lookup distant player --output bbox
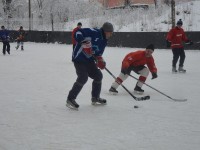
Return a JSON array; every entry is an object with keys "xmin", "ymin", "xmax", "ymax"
[
  {"xmin": 0, "ymin": 26, "xmax": 10, "ymax": 55},
  {"xmin": 109, "ymin": 44, "xmax": 157, "ymax": 95},
  {"xmin": 16, "ymin": 26, "xmax": 25, "ymax": 51},
  {"xmin": 166, "ymin": 19, "xmax": 193, "ymax": 73}
]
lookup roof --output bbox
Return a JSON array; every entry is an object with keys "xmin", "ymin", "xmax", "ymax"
[{"xmin": 97, "ymin": 0, "xmax": 155, "ymax": 8}]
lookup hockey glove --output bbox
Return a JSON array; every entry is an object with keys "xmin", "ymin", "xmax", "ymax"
[
  {"xmin": 82, "ymin": 41, "xmax": 93, "ymax": 57},
  {"xmin": 151, "ymin": 72, "xmax": 158, "ymax": 80},
  {"xmin": 186, "ymin": 40, "xmax": 193, "ymax": 45},
  {"xmin": 166, "ymin": 40, "xmax": 171, "ymax": 48},
  {"xmin": 96, "ymin": 56, "xmax": 106, "ymax": 70}
]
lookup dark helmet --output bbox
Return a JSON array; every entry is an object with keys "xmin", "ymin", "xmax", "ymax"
[
  {"xmin": 20, "ymin": 26, "xmax": 23, "ymax": 29},
  {"xmin": 177, "ymin": 19, "xmax": 183, "ymax": 26},
  {"xmin": 77, "ymin": 22, "xmax": 82, "ymax": 26},
  {"xmin": 1, "ymin": 25, "xmax": 5, "ymax": 29},
  {"xmin": 102, "ymin": 22, "xmax": 114, "ymax": 32},
  {"xmin": 146, "ymin": 44, "xmax": 154, "ymax": 51}
]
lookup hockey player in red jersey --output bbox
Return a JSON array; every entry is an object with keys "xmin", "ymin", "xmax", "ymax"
[
  {"xmin": 109, "ymin": 44, "xmax": 157, "ymax": 94},
  {"xmin": 72, "ymin": 22, "xmax": 82, "ymax": 49},
  {"xmin": 166, "ymin": 19, "xmax": 193, "ymax": 73}
]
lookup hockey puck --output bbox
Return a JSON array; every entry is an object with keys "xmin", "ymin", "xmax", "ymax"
[{"xmin": 134, "ymin": 105, "xmax": 139, "ymax": 108}]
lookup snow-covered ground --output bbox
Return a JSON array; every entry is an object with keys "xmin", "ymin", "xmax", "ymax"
[
  {"xmin": 0, "ymin": 42, "xmax": 200, "ymax": 150},
  {"xmin": 65, "ymin": 1, "xmax": 200, "ymax": 32}
]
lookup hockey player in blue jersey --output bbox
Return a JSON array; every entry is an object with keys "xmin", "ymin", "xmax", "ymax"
[
  {"xmin": 0, "ymin": 26, "xmax": 10, "ymax": 55},
  {"xmin": 66, "ymin": 22, "xmax": 114, "ymax": 109}
]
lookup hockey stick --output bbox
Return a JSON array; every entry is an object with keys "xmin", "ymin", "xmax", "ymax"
[
  {"xmin": 185, "ymin": 41, "xmax": 200, "ymax": 45},
  {"xmin": 105, "ymin": 67, "xmax": 150, "ymax": 101},
  {"xmin": 128, "ymin": 74, "xmax": 187, "ymax": 102}
]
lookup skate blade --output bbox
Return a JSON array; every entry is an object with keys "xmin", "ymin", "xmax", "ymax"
[
  {"xmin": 66, "ymin": 103, "xmax": 78, "ymax": 110},
  {"xmin": 91, "ymin": 102, "xmax": 107, "ymax": 106},
  {"xmin": 172, "ymin": 71, "xmax": 178, "ymax": 74},
  {"xmin": 109, "ymin": 91, "xmax": 118, "ymax": 95},
  {"xmin": 134, "ymin": 91, "xmax": 144, "ymax": 95},
  {"xmin": 178, "ymin": 71, "xmax": 186, "ymax": 73}
]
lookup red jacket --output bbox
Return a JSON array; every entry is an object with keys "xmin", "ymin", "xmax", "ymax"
[
  {"xmin": 72, "ymin": 27, "xmax": 79, "ymax": 45},
  {"xmin": 166, "ymin": 26, "xmax": 189, "ymax": 49},
  {"xmin": 122, "ymin": 50, "xmax": 157, "ymax": 73}
]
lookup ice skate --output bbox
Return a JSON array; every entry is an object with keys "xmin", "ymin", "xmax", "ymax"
[
  {"xmin": 91, "ymin": 97, "xmax": 107, "ymax": 105},
  {"xmin": 134, "ymin": 85, "xmax": 144, "ymax": 94},
  {"xmin": 109, "ymin": 87, "xmax": 118, "ymax": 95},
  {"xmin": 172, "ymin": 67, "xmax": 177, "ymax": 73},
  {"xmin": 66, "ymin": 99, "xmax": 79, "ymax": 110},
  {"xmin": 178, "ymin": 67, "xmax": 186, "ymax": 73}
]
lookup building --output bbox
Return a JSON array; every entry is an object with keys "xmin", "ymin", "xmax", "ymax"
[{"xmin": 96, "ymin": 0, "xmax": 155, "ymax": 9}]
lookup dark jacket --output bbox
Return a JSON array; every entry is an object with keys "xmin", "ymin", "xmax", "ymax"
[
  {"xmin": 72, "ymin": 28, "xmax": 107, "ymax": 63},
  {"xmin": 0, "ymin": 29, "xmax": 10, "ymax": 42}
]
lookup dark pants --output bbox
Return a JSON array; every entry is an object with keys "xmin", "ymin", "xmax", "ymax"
[
  {"xmin": 172, "ymin": 48, "xmax": 185, "ymax": 67},
  {"xmin": 67, "ymin": 61, "xmax": 103, "ymax": 100},
  {"xmin": 121, "ymin": 65, "xmax": 146, "ymax": 75},
  {"xmin": 2, "ymin": 41, "xmax": 10, "ymax": 55}
]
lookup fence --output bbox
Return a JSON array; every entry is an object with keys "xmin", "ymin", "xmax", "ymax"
[{"xmin": 9, "ymin": 31, "xmax": 200, "ymax": 50}]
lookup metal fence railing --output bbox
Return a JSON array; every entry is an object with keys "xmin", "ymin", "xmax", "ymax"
[{"xmin": 7, "ymin": 30, "xmax": 200, "ymax": 50}]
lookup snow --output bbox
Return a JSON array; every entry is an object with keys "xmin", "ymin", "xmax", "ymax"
[
  {"xmin": 117, "ymin": 0, "xmax": 200, "ymax": 32},
  {"xmin": 64, "ymin": 1, "xmax": 200, "ymax": 32},
  {"xmin": 0, "ymin": 42, "xmax": 200, "ymax": 150}
]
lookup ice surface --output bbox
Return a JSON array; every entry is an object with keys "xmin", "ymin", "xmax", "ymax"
[{"xmin": 0, "ymin": 42, "xmax": 200, "ymax": 150}]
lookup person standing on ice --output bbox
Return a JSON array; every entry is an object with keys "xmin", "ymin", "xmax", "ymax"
[
  {"xmin": 0, "ymin": 26, "xmax": 10, "ymax": 55},
  {"xmin": 66, "ymin": 22, "xmax": 114, "ymax": 109},
  {"xmin": 166, "ymin": 19, "xmax": 193, "ymax": 73},
  {"xmin": 16, "ymin": 26, "xmax": 25, "ymax": 51},
  {"xmin": 72, "ymin": 22, "xmax": 82, "ymax": 50},
  {"xmin": 109, "ymin": 44, "xmax": 157, "ymax": 95}
]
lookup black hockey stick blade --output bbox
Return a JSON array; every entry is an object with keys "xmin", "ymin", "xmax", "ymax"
[{"xmin": 135, "ymin": 95, "xmax": 150, "ymax": 101}]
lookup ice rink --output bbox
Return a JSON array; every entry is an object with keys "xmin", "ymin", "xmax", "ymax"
[{"xmin": 0, "ymin": 42, "xmax": 200, "ymax": 150}]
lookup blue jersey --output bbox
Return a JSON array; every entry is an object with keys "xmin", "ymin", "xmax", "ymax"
[
  {"xmin": 72, "ymin": 28, "xmax": 107, "ymax": 62},
  {"xmin": 0, "ymin": 29, "xmax": 9, "ymax": 41}
]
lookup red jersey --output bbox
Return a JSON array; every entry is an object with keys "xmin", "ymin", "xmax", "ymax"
[
  {"xmin": 122, "ymin": 50, "xmax": 157, "ymax": 73},
  {"xmin": 72, "ymin": 27, "xmax": 79, "ymax": 45},
  {"xmin": 166, "ymin": 26, "xmax": 188, "ymax": 49}
]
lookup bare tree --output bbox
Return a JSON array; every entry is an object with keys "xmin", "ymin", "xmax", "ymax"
[
  {"xmin": 2, "ymin": 0, "xmax": 12, "ymax": 17},
  {"xmin": 164, "ymin": 0, "xmax": 170, "ymax": 5}
]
